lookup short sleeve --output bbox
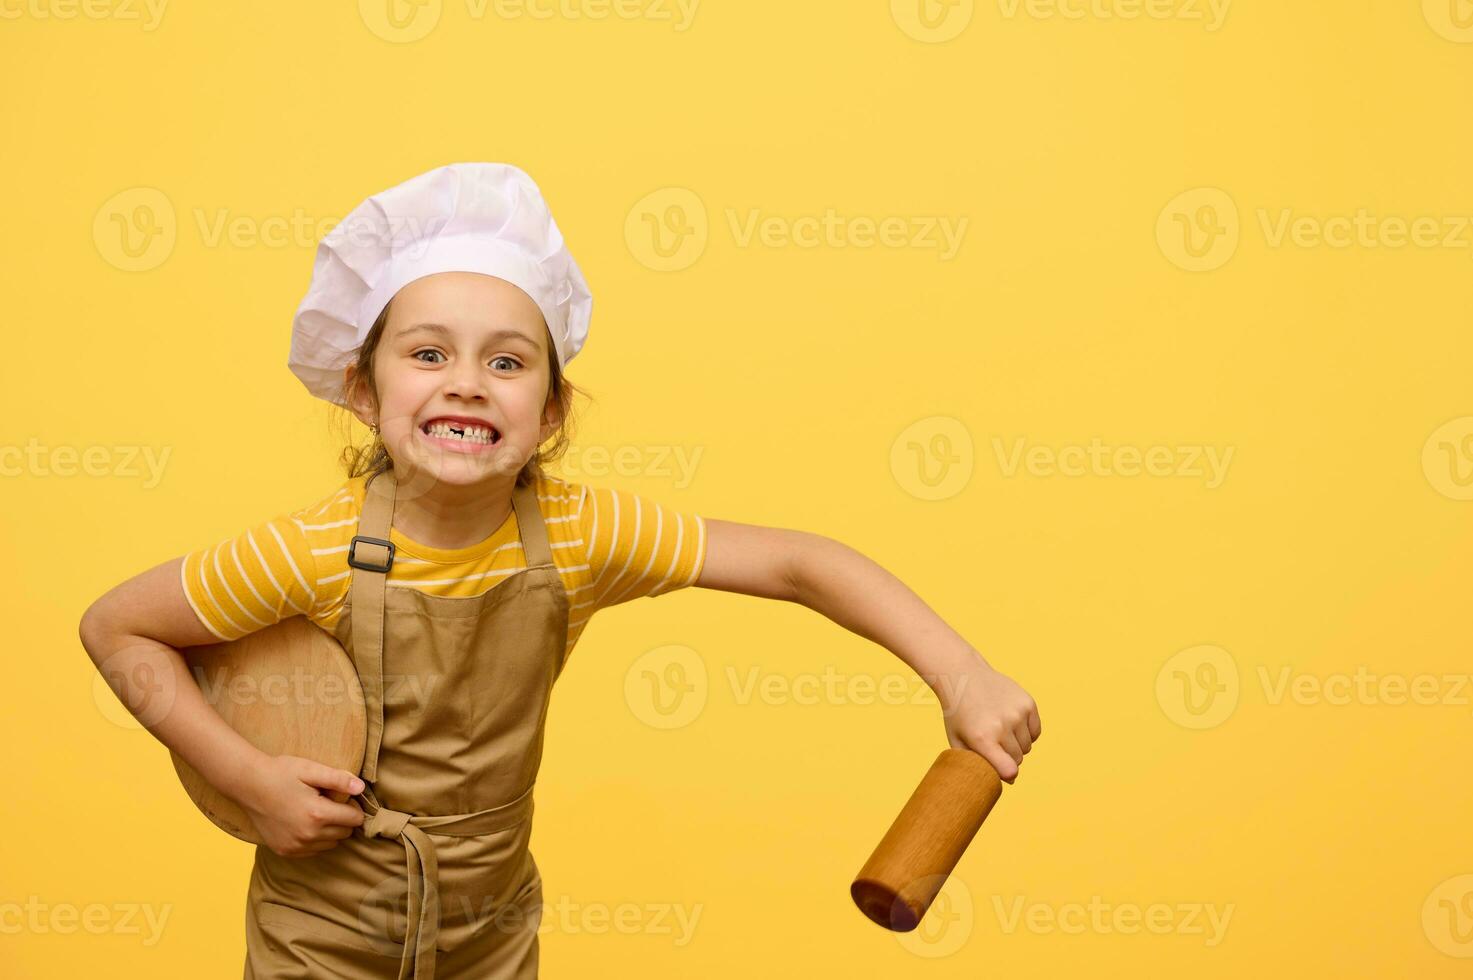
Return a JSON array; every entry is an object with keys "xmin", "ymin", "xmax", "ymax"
[
  {"xmin": 178, "ymin": 513, "xmax": 320, "ymax": 642},
  {"xmin": 576, "ymin": 482, "xmax": 707, "ymax": 612}
]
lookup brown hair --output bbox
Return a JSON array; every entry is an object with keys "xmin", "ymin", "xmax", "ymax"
[{"xmin": 333, "ymin": 298, "xmax": 588, "ymax": 488}]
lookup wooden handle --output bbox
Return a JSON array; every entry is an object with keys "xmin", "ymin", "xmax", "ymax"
[
  {"xmin": 850, "ymin": 748, "xmax": 1003, "ymax": 931},
  {"xmin": 169, "ymin": 617, "xmax": 367, "ymax": 844}
]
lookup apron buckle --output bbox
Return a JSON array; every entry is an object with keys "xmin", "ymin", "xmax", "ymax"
[{"xmin": 348, "ymin": 534, "xmax": 395, "ymax": 572}]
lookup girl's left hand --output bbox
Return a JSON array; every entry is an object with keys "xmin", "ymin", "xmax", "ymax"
[{"xmin": 933, "ymin": 658, "xmax": 1042, "ymax": 784}]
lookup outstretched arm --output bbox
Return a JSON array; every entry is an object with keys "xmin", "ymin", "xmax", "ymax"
[{"xmin": 694, "ymin": 519, "xmax": 1041, "ymax": 782}]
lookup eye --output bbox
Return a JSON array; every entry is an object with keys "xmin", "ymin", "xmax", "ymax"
[
  {"xmin": 412, "ymin": 349, "xmax": 444, "ymax": 363},
  {"xmin": 491, "ymin": 356, "xmax": 521, "ymax": 371}
]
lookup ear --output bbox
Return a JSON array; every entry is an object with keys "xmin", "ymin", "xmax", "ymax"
[
  {"xmin": 539, "ymin": 391, "xmax": 565, "ymax": 442},
  {"xmin": 343, "ymin": 364, "xmax": 376, "ymax": 428}
]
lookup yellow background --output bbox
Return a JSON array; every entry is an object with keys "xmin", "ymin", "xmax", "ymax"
[{"xmin": 4, "ymin": 0, "xmax": 1472, "ymax": 975}]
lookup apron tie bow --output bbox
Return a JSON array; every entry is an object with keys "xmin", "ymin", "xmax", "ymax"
[
  {"xmin": 351, "ymin": 783, "xmax": 537, "ymax": 979},
  {"xmin": 358, "ymin": 791, "xmax": 441, "ymax": 980},
  {"xmin": 362, "ymin": 805, "xmax": 410, "ymax": 840}
]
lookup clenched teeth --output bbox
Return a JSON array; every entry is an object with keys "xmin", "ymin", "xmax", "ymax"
[{"xmin": 424, "ymin": 421, "xmax": 498, "ymax": 444}]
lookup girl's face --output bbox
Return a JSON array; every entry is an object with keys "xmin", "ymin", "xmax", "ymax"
[{"xmin": 350, "ymin": 271, "xmax": 561, "ymax": 490}]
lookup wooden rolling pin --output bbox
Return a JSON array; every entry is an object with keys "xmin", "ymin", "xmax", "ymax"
[{"xmin": 850, "ymin": 748, "xmax": 1003, "ymax": 931}]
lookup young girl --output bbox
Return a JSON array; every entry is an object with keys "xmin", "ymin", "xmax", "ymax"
[{"xmin": 79, "ymin": 162, "xmax": 1041, "ymax": 978}]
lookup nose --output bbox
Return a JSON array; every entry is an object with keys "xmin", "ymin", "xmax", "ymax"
[{"xmin": 441, "ymin": 359, "xmax": 489, "ymax": 402}]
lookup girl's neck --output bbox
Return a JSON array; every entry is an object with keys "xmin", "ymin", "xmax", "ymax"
[{"xmin": 387, "ymin": 471, "xmax": 516, "ymax": 551}]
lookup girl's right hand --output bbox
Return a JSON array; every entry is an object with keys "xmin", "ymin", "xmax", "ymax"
[{"xmin": 237, "ymin": 754, "xmax": 367, "ymax": 858}]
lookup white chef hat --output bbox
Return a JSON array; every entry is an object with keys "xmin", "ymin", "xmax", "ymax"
[{"xmin": 288, "ymin": 162, "xmax": 592, "ymax": 406}]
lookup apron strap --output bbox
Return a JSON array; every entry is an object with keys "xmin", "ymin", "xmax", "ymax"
[
  {"xmin": 510, "ymin": 477, "xmax": 554, "ymax": 568},
  {"xmin": 350, "ymin": 466, "xmax": 397, "ymax": 782},
  {"xmin": 350, "ymin": 471, "xmax": 552, "ymax": 781}
]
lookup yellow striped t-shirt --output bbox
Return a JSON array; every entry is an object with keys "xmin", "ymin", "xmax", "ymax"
[{"xmin": 179, "ymin": 470, "xmax": 708, "ymax": 661}]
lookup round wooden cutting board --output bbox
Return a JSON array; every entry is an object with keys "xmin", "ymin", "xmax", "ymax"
[{"xmin": 169, "ymin": 616, "xmax": 366, "ymax": 844}]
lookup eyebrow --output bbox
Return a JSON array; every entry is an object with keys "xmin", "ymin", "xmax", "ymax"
[{"xmin": 398, "ymin": 322, "xmax": 540, "ymax": 351}]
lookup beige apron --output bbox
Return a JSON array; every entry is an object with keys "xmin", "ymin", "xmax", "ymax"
[{"xmin": 243, "ymin": 466, "xmax": 569, "ymax": 979}]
